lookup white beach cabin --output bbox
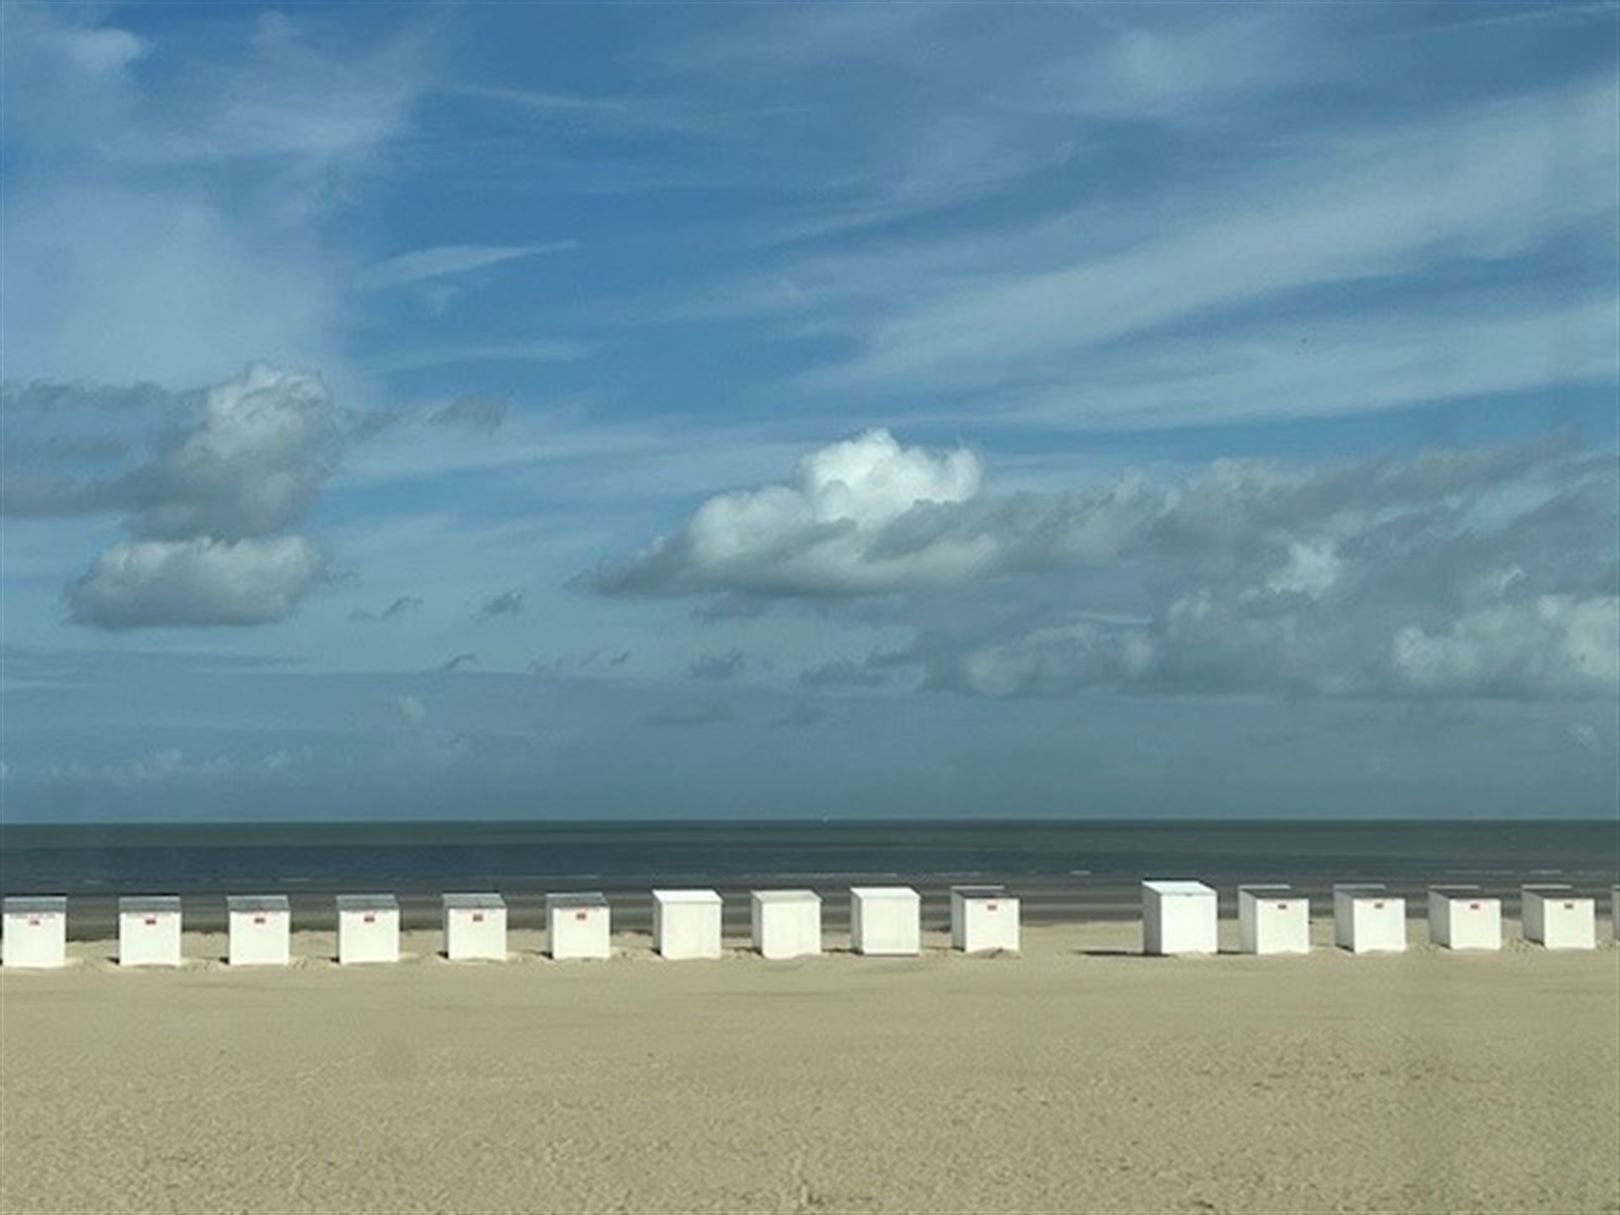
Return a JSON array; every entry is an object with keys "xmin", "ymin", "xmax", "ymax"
[
  {"xmin": 1142, "ymin": 880, "xmax": 1217, "ymax": 956},
  {"xmin": 652, "ymin": 889, "xmax": 723, "ymax": 960},
  {"xmin": 1332, "ymin": 884, "xmax": 1406, "ymax": 954},
  {"xmin": 336, "ymin": 894, "xmax": 400, "ymax": 965},
  {"xmin": 1428, "ymin": 885, "xmax": 1501, "ymax": 951},
  {"xmin": 546, "ymin": 892, "xmax": 611, "ymax": 960},
  {"xmin": 119, "ymin": 896, "xmax": 183, "ymax": 967},
  {"xmin": 443, "ymin": 893, "xmax": 507, "ymax": 962},
  {"xmin": 850, "ymin": 886, "xmax": 921, "ymax": 956},
  {"xmin": 1521, "ymin": 884, "xmax": 1595, "ymax": 950},
  {"xmin": 950, "ymin": 884, "xmax": 1020, "ymax": 954},
  {"xmin": 1237, "ymin": 884, "xmax": 1310, "ymax": 955},
  {"xmin": 227, "ymin": 895, "xmax": 291, "ymax": 966},
  {"xmin": 751, "ymin": 890, "xmax": 822, "ymax": 960},
  {"xmin": 2, "ymin": 896, "xmax": 68, "ymax": 969}
]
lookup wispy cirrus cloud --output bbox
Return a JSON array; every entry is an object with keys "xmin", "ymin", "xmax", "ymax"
[
  {"xmin": 805, "ymin": 77, "xmax": 1618, "ymax": 408},
  {"xmin": 355, "ymin": 241, "xmax": 578, "ymax": 290}
]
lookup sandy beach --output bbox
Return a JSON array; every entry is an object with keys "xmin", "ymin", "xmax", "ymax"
[{"xmin": 2, "ymin": 920, "xmax": 1616, "ymax": 1215}]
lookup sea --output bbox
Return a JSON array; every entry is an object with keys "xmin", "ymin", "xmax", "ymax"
[{"xmin": 1, "ymin": 819, "xmax": 1615, "ymax": 939}]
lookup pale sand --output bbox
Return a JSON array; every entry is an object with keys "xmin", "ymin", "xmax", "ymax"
[{"xmin": 2, "ymin": 921, "xmax": 1617, "ymax": 1215}]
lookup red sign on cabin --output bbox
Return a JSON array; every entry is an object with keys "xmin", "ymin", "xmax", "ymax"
[
  {"xmin": 144, "ymin": 916, "xmax": 158, "ymax": 926},
  {"xmin": 253, "ymin": 915, "xmax": 267, "ymax": 925},
  {"xmin": 575, "ymin": 910, "xmax": 588, "ymax": 921},
  {"xmin": 986, "ymin": 903, "xmax": 998, "ymax": 912},
  {"xmin": 471, "ymin": 912, "xmax": 485, "ymax": 923},
  {"xmin": 1564, "ymin": 902, "xmax": 1575, "ymax": 910},
  {"xmin": 1469, "ymin": 902, "xmax": 1481, "ymax": 910},
  {"xmin": 26, "ymin": 917, "xmax": 40, "ymax": 927},
  {"xmin": 363, "ymin": 913, "xmax": 376, "ymax": 924},
  {"xmin": 1372, "ymin": 901, "xmax": 1385, "ymax": 910},
  {"xmin": 1276, "ymin": 903, "xmax": 1289, "ymax": 911}
]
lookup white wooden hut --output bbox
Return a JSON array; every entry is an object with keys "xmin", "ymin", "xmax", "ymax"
[
  {"xmin": 118, "ymin": 896, "xmax": 183, "ymax": 967},
  {"xmin": 336, "ymin": 894, "xmax": 400, "ymax": 965},
  {"xmin": 1427, "ymin": 885, "xmax": 1501, "ymax": 951},
  {"xmin": 1332, "ymin": 884, "xmax": 1406, "ymax": 954},
  {"xmin": 850, "ymin": 886, "xmax": 921, "ymax": 956},
  {"xmin": 949, "ymin": 884, "xmax": 1020, "ymax": 954},
  {"xmin": 1521, "ymin": 884, "xmax": 1595, "ymax": 950},
  {"xmin": 1237, "ymin": 884, "xmax": 1310, "ymax": 955},
  {"xmin": 1142, "ymin": 880, "xmax": 1217, "ymax": 956},
  {"xmin": 227, "ymin": 895, "xmax": 291, "ymax": 966},
  {"xmin": 443, "ymin": 893, "xmax": 507, "ymax": 962},
  {"xmin": 546, "ymin": 892, "xmax": 610, "ymax": 960},
  {"xmin": 750, "ymin": 890, "xmax": 822, "ymax": 960},
  {"xmin": 2, "ymin": 896, "xmax": 68, "ymax": 969},
  {"xmin": 652, "ymin": 889, "xmax": 722, "ymax": 960}
]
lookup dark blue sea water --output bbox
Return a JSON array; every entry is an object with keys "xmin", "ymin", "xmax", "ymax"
[{"xmin": 2, "ymin": 819, "xmax": 1615, "ymax": 938}]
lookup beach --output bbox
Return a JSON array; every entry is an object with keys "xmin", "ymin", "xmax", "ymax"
[{"xmin": 2, "ymin": 920, "xmax": 1617, "ymax": 1215}]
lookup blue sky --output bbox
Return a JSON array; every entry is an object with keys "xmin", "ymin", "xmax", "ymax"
[{"xmin": 1, "ymin": 2, "xmax": 1616, "ymax": 821}]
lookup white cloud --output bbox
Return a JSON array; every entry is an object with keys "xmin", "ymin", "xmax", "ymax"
[
  {"xmin": 1266, "ymin": 540, "xmax": 1342, "ymax": 600},
  {"xmin": 804, "ymin": 76, "xmax": 1619, "ymax": 408},
  {"xmin": 590, "ymin": 429, "xmax": 989, "ymax": 594},
  {"xmin": 594, "ymin": 430, "xmax": 1618, "ymax": 702},
  {"xmin": 356, "ymin": 241, "xmax": 578, "ymax": 291},
  {"xmin": 131, "ymin": 366, "xmax": 338, "ymax": 540},
  {"xmin": 20, "ymin": 367, "xmax": 341, "ymax": 631},
  {"xmin": 0, "ymin": 7, "xmax": 432, "ymax": 387},
  {"xmin": 65, "ymin": 536, "xmax": 324, "ymax": 629},
  {"xmin": 1392, "ymin": 596, "xmax": 1620, "ymax": 697}
]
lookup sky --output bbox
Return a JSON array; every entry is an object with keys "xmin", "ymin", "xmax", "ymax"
[{"xmin": 1, "ymin": 1, "xmax": 1617, "ymax": 822}]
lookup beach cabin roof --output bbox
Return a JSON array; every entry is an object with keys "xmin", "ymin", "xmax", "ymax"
[
  {"xmin": 545, "ymin": 892, "xmax": 608, "ymax": 909},
  {"xmin": 752, "ymin": 889, "xmax": 821, "ymax": 904},
  {"xmin": 651, "ymin": 889, "xmax": 721, "ymax": 904},
  {"xmin": 4, "ymin": 896, "xmax": 68, "ymax": 914},
  {"xmin": 850, "ymin": 886, "xmax": 918, "ymax": 898},
  {"xmin": 1428, "ymin": 884, "xmax": 1487, "ymax": 896},
  {"xmin": 227, "ymin": 895, "xmax": 289, "ymax": 913},
  {"xmin": 119, "ymin": 896, "xmax": 181, "ymax": 914},
  {"xmin": 1333, "ymin": 883, "xmax": 1388, "ymax": 895},
  {"xmin": 1143, "ymin": 880, "xmax": 1214, "ymax": 896},
  {"xmin": 1238, "ymin": 883, "xmax": 1293, "ymax": 894},
  {"xmin": 1523, "ymin": 883, "xmax": 1593, "ymax": 899},
  {"xmin": 335, "ymin": 894, "xmax": 398, "ymax": 912},
  {"xmin": 443, "ymin": 893, "xmax": 505, "ymax": 910},
  {"xmin": 951, "ymin": 884, "xmax": 1007, "ymax": 898}
]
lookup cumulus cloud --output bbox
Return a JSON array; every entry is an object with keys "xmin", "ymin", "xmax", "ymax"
[
  {"xmin": 32, "ymin": 366, "xmax": 340, "ymax": 630},
  {"xmin": 64, "ymin": 536, "xmax": 323, "ymax": 630},
  {"xmin": 588, "ymin": 429, "xmax": 986, "ymax": 595},
  {"xmin": 1391, "ymin": 596, "xmax": 1619, "ymax": 698},
  {"xmin": 125, "ymin": 365, "xmax": 337, "ymax": 541},
  {"xmin": 594, "ymin": 429, "xmax": 1618, "ymax": 702}
]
